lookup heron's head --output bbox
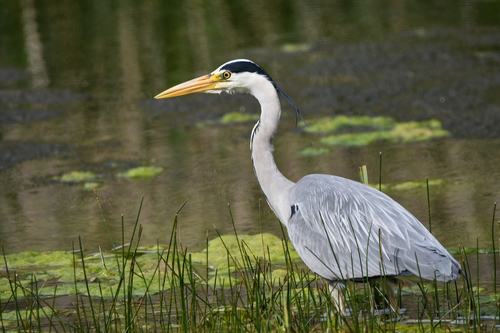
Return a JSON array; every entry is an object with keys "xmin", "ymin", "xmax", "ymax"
[
  {"xmin": 155, "ymin": 59, "xmax": 274, "ymax": 99},
  {"xmin": 155, "ymin": 59, "xmax": 306, "ymax": 126}
]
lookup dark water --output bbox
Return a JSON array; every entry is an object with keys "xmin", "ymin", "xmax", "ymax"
[{"xmin": 0, "ymin": 0, "xmax": 499, "ymax": 256}]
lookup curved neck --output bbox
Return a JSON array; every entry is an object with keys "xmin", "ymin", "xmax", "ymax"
[{"xmin": 250, "ymin": 80, "xmax": 295, "ymax": 224}]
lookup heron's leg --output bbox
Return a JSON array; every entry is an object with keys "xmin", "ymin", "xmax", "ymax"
[
  {"xmin": 328, "ymin": 282, "xmax": 346, "ymax": 314},
  {"xmin": 376, "ymin": 278, "xmax": 399, "ymax": 314}
]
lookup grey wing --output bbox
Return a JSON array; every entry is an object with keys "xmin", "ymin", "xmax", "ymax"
[{"xmin": 287, "ymin": 174, "xmax": 460, "ymax": 282}]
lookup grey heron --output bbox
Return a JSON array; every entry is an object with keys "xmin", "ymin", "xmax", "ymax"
[{"xmin": 155, "ymin": 59, "xmax": 461, "ymax": 312}]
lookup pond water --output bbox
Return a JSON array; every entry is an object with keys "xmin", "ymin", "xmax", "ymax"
[{"xmin": 0, "ymin": 0, "xmax": 499, "ymax": 258}]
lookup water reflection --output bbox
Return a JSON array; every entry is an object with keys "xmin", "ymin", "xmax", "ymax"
[
  {"xmin": 0, "ymin": 0, "xmax": 499, "ymax": 255},
  {"xmin": 20, "ymin": 0, "xmax": 49, "ymax": 89}
]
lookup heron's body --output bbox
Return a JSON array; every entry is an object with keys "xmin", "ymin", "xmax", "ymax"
[
  {"xmin": 155, "ymin": 59, "xmax": 461, "ymax": 310},
  {"xmin": 288, "ymin": 174, "xmax": 459, "ymax": 282}
]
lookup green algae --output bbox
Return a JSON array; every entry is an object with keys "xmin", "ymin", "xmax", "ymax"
[
  {"xmin": 320, "ymin": 119, "xmax": 449, "ymax": 146},
  {"xmin": 262, "ymin": 269, "xmax": 315, "ymax": 286},
  {"xmin": 391, "ymin": 323, "xmax": 464, "ymax": 333},
  {"xmin": 135, "ymin": 244, "xmax": 168, "ymax": 253},
  {"xmin": 2, "ymin": 237, "xmax": 497, "ymax": 331},
  {"xmin": 0, "ymin": 309, "xmax": 22, "ymax": 322},
  {"xmin": 479, "ymin": 293, "xmax": 500, "ymax": 303},
  {"xmin": 52, "ymin": 171, "xmax": 99, "ymax": 182},
  {"xmin": 304, "ymin": 115, "xmax": 395, "ymax": 134},
  {"xmin": 303, "ymin": 116, "xmax": 450, "ymax": 147},
  {"xmin": 0, "ymin": 307, "xmax": 59, "ymax": 326},
  {"xmin": 369, "ymin": 179, "xmax": 445, "ymax": 191},
  {"xmin": 116, "ymin": 166, "xmax": 163, "ymax": 180},
  {"xmin": 83, "ymin": 182, "xmax": 100, "ymax": 190},
  {"xmin": 189, "ymin": 233, "xmax": 300, "ymax": 270},
  {"xmin": 220, "ymin": 112, "xmax": 259, "ymax": 124},
  {"xmin": 1, "ymin": 249, "xmax": 166, "ymax": 276},
  {"xmin": 37, "ymin": 270, "xmax": 170, "ymax": 297},
  {"xmin": 321, "ymin": 131, "xmax": 380, "ymax": 146},
  {"xmin": 281, "ymin": 43, "xmax": 312, "ymax": 53},
  {"xmin": 51, "ymin": 166, "xmax": 165, "ymax": 188},
  {"xmin": 206, "ymin": 275, "xmax": 241, "ymax": 288},
  {"xmin": 1, "ymin": 251, "xmax": 74, "ymax": 269},
  {"xmin": 1, "ymin": 269, "xmax": 172, "ymax": 300},
  {"xmin": 0, "ymin": 268, "xmax": 171, "ymax": 300},
  {"xmin": 446, "ymin": 247, "xmax": 499, "ymax": 255},
  {"xmin": 39, "ymin": 265, "xmax": 107, "ymax": 283},
  {"xmin": 368, "ymin": 183, "xmax": 390, "ymax": 191},
  {"xmin": 391, "ymin": 178, "xmax": 445, "ymax": 190},
  {"xmin": 297, "ymin": 147, "xmax": 330, "ymax": 156},
  {"xmin": 446, "ymin": 247, "xmax": 475, "ymax": 255},
  {"xmin": 0, "ymin": 278, "xmax": 21, "ymax": 301},
  {"xmin": 188, "ymin": 232, "xmax": 319, "ymax": 287},
  {"xmin": 0, "ymin": 249, "xmax": 176, "ymax": 300},
  {"xmin": 206, "ymin": 268, "xmax": 313, "ymax": 289},
  {"xmin": 385, "ymin": 120, "xmax": 450, "ymax": 144},
  {"xmin": 51, "ymin": 171, "xmax": 103, "ymax": 189}
]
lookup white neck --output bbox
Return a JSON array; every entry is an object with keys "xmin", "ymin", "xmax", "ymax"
[{"xmin": 249, "ymin": 78, "xmax": 295, "ymax": 225}]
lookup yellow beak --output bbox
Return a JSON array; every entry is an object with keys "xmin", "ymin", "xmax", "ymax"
[{"xmin": 155, "ymin": 74, "xmax": 219, "ymax": 99}]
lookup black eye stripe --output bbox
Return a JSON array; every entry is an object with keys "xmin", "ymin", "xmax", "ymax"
[{"xmin": 220, "ymin": 61, "xmax": 272, "ymax": 82}]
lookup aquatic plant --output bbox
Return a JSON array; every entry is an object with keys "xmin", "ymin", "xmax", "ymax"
[
  {"xmin": 1, "ymin": 189, "xmax": 499, "ymax": 332},
  {"xmin": 115, "ymin": 166, "xmax": 164, "ymax": 180},
  {"xmin": 220, "ymin": 112, "xmax": 259, "ymax": 124},
  {"xmin": 297, "ymin": 147, "xmax": 330, "ymax": 156},
  {"xmin": 52, "ymin": 171, "xmax": 99, "ymax": 182},
  {"xmin": 303, "ymin": 116, "xmax": 450, "ymax": 147},
  {"xmin": 304, "ymin": 115, "xmax": 396, "ymax": 134}
]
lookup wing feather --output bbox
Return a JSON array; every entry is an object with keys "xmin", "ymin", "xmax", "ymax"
[{"xmin": 287, "ymin": 174, "xmax": 460, "ymax": 282}]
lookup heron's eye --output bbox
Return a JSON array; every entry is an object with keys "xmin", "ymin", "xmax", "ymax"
[{"xmin": 222, "ymin": 71, "xmax": 231, "ymax": 79}]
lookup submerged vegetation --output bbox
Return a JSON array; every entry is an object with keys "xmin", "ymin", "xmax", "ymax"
[
  {"xmin": 189, "ymin": 233, "xmax": 301, "ymax": 269},
  {"xmin": 115, "ymin": 166, "xmax": 164, "ymax": 180},
  {"xmin": 0, "ymin": 161, "xmax": 497, "ymax": 332},
  {"xmin": 297, "ymin": 147, "xmax": 331, "ymax": 156},
  {"xmin": 193, "ymin": 114, "xmax": 447, "ymax": 155},
  {"xmin": 368, "ymin": 179, "xmax": 446, "ymax": 192},
  {"xmin": 220, "ymin": 112, "xmax": 260, "ymax": 124},
  {"xmin": 195, "ymin": 112, "xmax": 260, "ymax": 128},
  {"xmin": 52, "ymin": 171, "xmax": 100, "ymax": 183},
  {"xmin": 50, "ymin": 166, "xmax": 164, "ymax": 189},
  {"xmin": 299, "ymin": 116, "xmax": 449, "ymax": 151},
  {"xmin": 304, "ymin": 116, "xmax": 396, "ymax": 134},
  {"xmin": 1, "ymin": 195, "xmax": 499, "ymax": 332},
  {"xmin": 1, "ymin": 123, "xmax": 496, "ymax": 332}
]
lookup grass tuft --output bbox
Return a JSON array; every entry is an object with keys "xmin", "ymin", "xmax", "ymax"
[{"xmin": 1, "ymin": 194, "xmax": 499, "ymax": 332}]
